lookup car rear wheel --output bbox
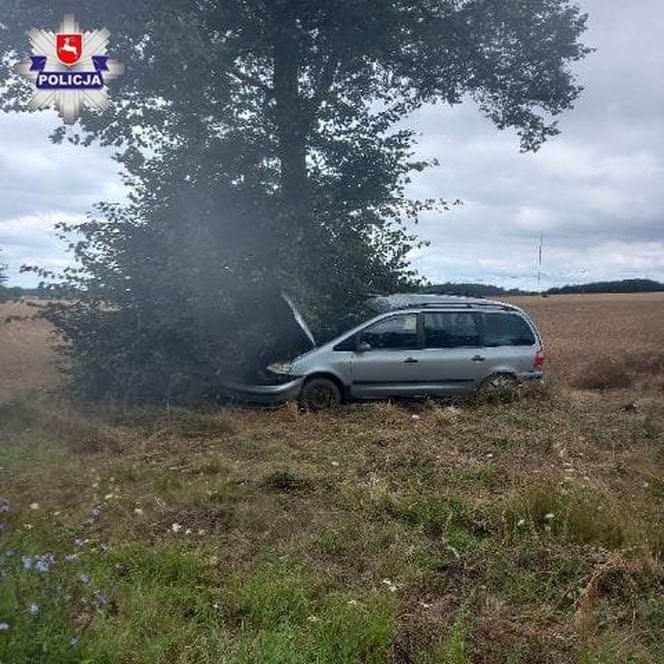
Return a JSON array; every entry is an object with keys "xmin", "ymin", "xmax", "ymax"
[
  {"xmin": 300, "ymin": 377, "xmax": 341, "ymax": 411},
  {"xmin": 478, "ymin": 373, "xmax": 519, "ymax": 401}
]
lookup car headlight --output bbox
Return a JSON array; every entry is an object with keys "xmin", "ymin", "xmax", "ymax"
[{"xmin": 267, "ymin": 361, "xmax": 292, "ymax": 375}]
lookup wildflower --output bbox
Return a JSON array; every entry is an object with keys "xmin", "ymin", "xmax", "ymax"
[
  {"xmin": 92, "ymin": 589, "xmax": 108, "ymax": 605},
  {"xmin": 133, "ymin": 508, "xmax": 144, "ymax": 515},
  {"xmin": 70, "ymin": 636, "xmax": 80, "ymax": 647},
  {"xmin": 347, "ymin": 599, "xmax": 358, "ymax": 606},
  {"xmin": 381, "ymin": 578, "xmax": 398, "ymax": 592},
  {"xmin": 411, "ymin": 414, "xmax": 420, "ymax": 420},
  {"xmin": 91, "ymin": 506, "xmax": 101, "ymax": 517},
  {"xmin": 29, "ymin": 502, "xmax": 39, "ymax": 511},
  {"xmin": 517, "ymin": 518, "xmax": 526, "ymax": 527},
  {"xmin": 22, "ymin": 556, "xmax": 32, "ymax": 570},
  {"xmin": 0, "ymin": 623, "xmax": 9, "ymax": 631},
  {"xmin": 35, "ymin": 558, "xmax": 50, "ymax": 573},
  {"xmin": 5, "ymin": 549, "xmax": 13, "ymax": 557},
  {"xmin": 197, "ymin": 529, "xmax": 206, "ymax": 536},
  {"xmin": 486, "ymin": 453, "xmax": 494, "ymax": 459},
  {"xmin": 419, "ymin": 601, "xmax": 432, "ymax": 609},
  {"xmin": 24, "ymin": 524, "xmax": 33, "ymax": 530},
  {"xmin": 30, "ymin": 603, "xmax": 39, "ymax": 615},
  {"xmin": 171, "ymin": 523, "xmax": 182, "ymax": 534},
  {"xmin": 98, "ymin": 543, "xmax": 110, "ymax": 552},
  {"xmin": 0, "ymin": 499, "xmax": 9, "ymax": 514},
  {"xmin": 331, "ymin": 461, "xmax": 339, "ymax": 467},
  {"xmin": 65, "ymin": 554, "xmax": 77, "ymax": 562},
  {"xmin": 544, "ymin": 513, "xmax": 555, "ymax": 521},
  {"xmin": 79, "ymin": 573, "xmax": 90, "ymax": 584},
  {"xmin": 306, "ymin": 615, "xmax": 318, "ymax": 622},
  {"xmin": 74, "ymin": 538, "xmax": 84, "ymax": 547}
]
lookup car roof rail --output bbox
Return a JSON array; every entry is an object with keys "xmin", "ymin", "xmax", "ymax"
[{"xmin": 401, "ymin": 302, "xmax": 517, "ymax": 312}]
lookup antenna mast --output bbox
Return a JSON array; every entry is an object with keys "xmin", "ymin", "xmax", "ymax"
[{"xmin": 537, "ymin": 234, "xmax": 543, "ymax": 294}]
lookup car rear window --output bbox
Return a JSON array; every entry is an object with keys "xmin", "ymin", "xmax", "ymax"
[
  {"xmin": 423, "ymin": 312, "xmax": 481, "ymax": 348},
  {"xmin": 361, "ymin": 314, "xmax": 419, "ymax": 349},
  {"xmin": 482, "ymin": 313, "xmax": 536, "ymax": 347}
]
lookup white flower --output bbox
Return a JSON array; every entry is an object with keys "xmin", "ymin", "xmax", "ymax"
[
  {"xmin": 331, "ymin": 461, "xmax": 339, "ymax": 467},
  {"xmin": 171, "ymin": 523, "xmax": 183, "ymax": 533},
  {"xmin": 411, "ymin": 414, "xmax": 421, "ymax": 420},
  {"xmin": 517, "ymin": 518, "xmax": 526, "ymax": 527},
  {"xmin": 381, "ymin": 578, "xmax": 398, "ymax": 592},
  {"xmin": 347, "ymin": 599, "xmax": 358, "ymax": 606},
  {"xmin": 544, "ymin": 513, "xmax": 555, "ymax": 520},
  {"xmin": 486, "ymin": 453, "xmax": 494, "ymax": 459},
  {"xmin": 29, "ymin": 502, "xmax": 39, "ymax": 510},
  {"xmin": 133, "ymin": 508, "xmax": 144, "ymax": 515}
]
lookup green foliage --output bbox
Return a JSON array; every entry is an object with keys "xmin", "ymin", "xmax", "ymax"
[{"xmin": 0, "ymin": 1, "xmax": 591, "ymax": 402}]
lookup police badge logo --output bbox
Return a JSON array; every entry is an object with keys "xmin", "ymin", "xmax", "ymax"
[{"xmin": 14, "ymin": 14, "xmax": 124, "ymax": 125}]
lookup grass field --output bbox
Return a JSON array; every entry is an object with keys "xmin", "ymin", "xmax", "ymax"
[{"xmin": 1, "ymin": 294, "xmax": 663, "ymax": 662}]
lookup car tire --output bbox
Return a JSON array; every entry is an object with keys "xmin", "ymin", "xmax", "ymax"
[
  {"xmin": 477, "ymin": 373, "xmax": 519, "ymax": 401},
  {"xmin": 300, "ymin": 377, "xmax": 342, "ymax": 411}
]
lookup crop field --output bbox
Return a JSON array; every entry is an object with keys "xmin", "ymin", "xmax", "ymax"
[{"xmin": 0, "ymin": 294, "xmax": 663, "ymax": 663}]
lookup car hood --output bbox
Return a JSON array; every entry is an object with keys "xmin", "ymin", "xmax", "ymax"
[{"xmin": 281, "ymin": 292, "xmax": 316, "ymax": 349}]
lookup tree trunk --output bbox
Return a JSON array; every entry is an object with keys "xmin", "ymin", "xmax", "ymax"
[{"xmin": 272, "ymin": 11, "xmax": 310, "ymax": 247}]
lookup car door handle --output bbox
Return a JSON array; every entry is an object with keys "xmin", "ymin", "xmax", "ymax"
[
  {"xmin": 404, "ymin": 357, "xmax": 419, "ymax": 363},
  {"xmin": 472, "ymin": 355, "xmax": 485, "ymax": 362}
]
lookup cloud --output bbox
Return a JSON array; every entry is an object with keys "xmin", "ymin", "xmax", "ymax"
[
  {"xmin": 402, "ymin": 0, "xmax": 664, "ymax": 287},
  {"xmin": 1, "ymin": 0, "xmax": 663, "ymax": 290},
  {"xmin": 0, "ymin": 110, "xmax": 127, "ymax": 285}
]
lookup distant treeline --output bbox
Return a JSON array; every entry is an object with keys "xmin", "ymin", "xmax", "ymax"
[
  {"xmin": 421, "ymin": 278, "xmax": 664, "ymax": 298},
  {"xmin": 2, "ymin": 279, "xmax": 663, "ymax": 303},
  {"xmin": 546, "ymin": 279, "xmax": 664, "ymax": 294}
]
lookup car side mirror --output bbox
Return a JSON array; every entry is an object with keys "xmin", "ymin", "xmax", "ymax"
[{"xmin": 356, "ymin": 341, "xmax": 372, "ymax": 353}]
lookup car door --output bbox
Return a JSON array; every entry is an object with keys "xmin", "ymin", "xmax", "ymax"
[
  {"xmin": 475, "ymin": 311, "xmax": 539, "ymax": 375},
  {"xmin": 414, "ymin": 311, "xmax": 489, "ymax": 393},
  {"xmin": 349, "ymin": 313, "xmax": 424, "ymax": 398}
]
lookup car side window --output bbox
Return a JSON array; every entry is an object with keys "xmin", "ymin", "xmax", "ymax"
[
  {"xmin": 482, "ymin": 313, "xmax": 536, "ymax": 347},
  {"xmin": 423, "ymin": 312, "xmax": 481, "ymax": 348},
  {"xmin": 361, "ymin": 314, "xmax": 419, "ymax": 349}
]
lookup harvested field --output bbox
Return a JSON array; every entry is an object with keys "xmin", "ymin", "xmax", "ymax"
[
  {"xmin": 506, "ymin": 293, "xmax": 664, "ymax": 390},
  {"xmin": 0, "ymin": 301, "xmax": 60, "ymax": 402}
]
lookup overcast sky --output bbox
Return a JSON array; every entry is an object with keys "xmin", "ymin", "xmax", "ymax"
[{"xmin": 1, "ymin": 0, "xmax": 663, "ymax": 289}]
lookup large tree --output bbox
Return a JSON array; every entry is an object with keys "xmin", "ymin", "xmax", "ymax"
[{"xmin": 0, "ymin": 0, "xmax": 591, "ymax": 401}]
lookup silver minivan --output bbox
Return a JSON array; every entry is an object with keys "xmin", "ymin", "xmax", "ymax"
[{"xmin": 226, "ymin": 294, "xmax": 544, "ymax": 410}]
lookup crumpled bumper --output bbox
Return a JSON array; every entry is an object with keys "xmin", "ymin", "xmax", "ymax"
[{"xmin": 219, "ymin": 377, "xmax": 305, "ymax": 404}]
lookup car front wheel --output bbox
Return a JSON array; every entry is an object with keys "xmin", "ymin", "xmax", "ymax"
[{"xmin": 300, "ymin": 377, "xmax": 342, "ymax": 411}]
